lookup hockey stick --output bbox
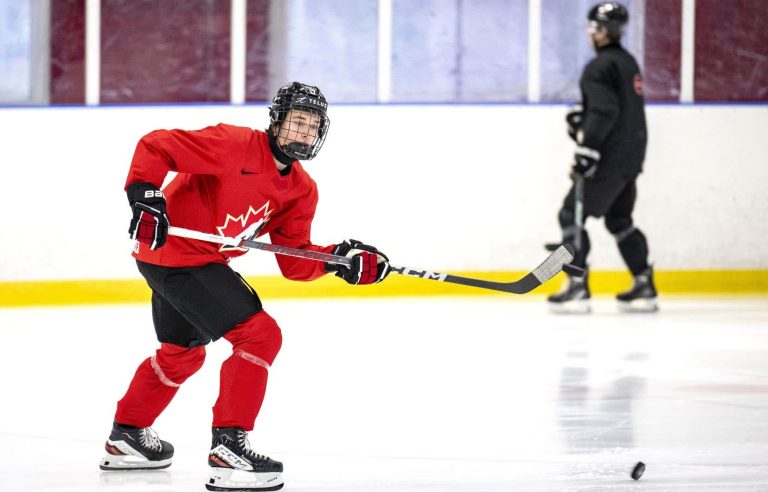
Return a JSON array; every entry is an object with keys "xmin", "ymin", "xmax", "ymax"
[
  {"xmin": 573, "ymin": 175, "xmax": 584, "ymax": 252},
  {"xmin": 167, "ymin": 226, "xmax": 576, "ymax": 295},
  {"xmin": 545, "ymin": 175, "xmax": 585, "ymax": 253}
]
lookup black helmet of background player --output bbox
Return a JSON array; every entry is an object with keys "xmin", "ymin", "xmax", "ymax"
[
  {"xmin": 587, "ymin": 2, "xmax": 628, "ymax": 42},
  {"xmin": 268, "ymin": 81, "xmax": 330, "ymax": 161}
]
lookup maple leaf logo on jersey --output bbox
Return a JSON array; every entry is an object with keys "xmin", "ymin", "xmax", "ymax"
[{"xmin": 217, "ymin": 202, "xmax": 273, "ymax": 252}]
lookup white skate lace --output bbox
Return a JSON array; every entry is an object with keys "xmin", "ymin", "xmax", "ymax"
[
  {"xmin": 139, "ymin": 427, "xmax": 162, "ymax": 452},
  {"xmin": 236, "ymin": 430, "xmax": 267, "ymax": 461}
]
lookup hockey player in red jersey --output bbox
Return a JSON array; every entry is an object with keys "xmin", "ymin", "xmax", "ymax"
[{"xmin": 99, "ymin": 82, "xmax": 390, "ymax": 491}]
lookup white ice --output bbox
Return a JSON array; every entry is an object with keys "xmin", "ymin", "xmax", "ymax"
[{"xmin": 1, "ymin": 296, "xmax": 767, "ymax": 491}]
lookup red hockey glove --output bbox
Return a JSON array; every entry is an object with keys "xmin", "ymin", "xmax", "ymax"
[
  {"xmin": 571, "ymin": 145, "xmax": 600, "ymax": 179},
  {"xmin": 325, "ymin": 239, "xmax": 391, "ymax": 285},
  {"xmin": 127, "ymin": 182, "xmax": 169, "ymax": 250}
]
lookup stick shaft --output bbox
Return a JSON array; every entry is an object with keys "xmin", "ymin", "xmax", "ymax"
[
  {"xmin": 167, "ymin": 226, "xmax": 572, "ymax": 295},
  {"xmin": 168, "ymin": 226, "xmax": 352, "ymax": 266},
  {"xmin": 574, "ymin": 176, "xmax": 584, "ymax": 252}
]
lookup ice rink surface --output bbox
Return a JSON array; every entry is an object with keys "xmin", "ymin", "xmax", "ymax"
[{"xmin": 1, "ymin": 296, "xmax": 767, "ymax": 491}]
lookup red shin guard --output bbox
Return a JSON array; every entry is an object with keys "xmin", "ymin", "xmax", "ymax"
[
  {"xmin": 212, "ymin": 311, "xmax": 283, "ymax": 430},
  {"xmin": 115, "ymin": 343, "xmax": 205, "ymax": 427}
]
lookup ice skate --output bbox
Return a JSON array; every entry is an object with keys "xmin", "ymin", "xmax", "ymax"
[
  {"xmin": 99, "ymin": 421, "xmax": 174, "ymax": 470},
  {"xmin": 617, "ymin": 267, "xmax": 658, "ymax": 313},
  {"xmin": 206, "ymin": 427, "xmax": 284, "ymax": 491},
  {"xmin": 548, "ymin": 270, "xmax": 591, "ymax": 314}
]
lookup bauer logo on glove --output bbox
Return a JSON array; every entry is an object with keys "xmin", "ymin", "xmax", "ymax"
[{"xmin": 127, "ymin": 182, "xmax": 170, "ymax": 250}]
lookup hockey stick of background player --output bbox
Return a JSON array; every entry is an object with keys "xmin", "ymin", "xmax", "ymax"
[
  {"xmin": 544, "ymin": 176, "xmax": 585, "ymax": 254},
  {"xmin": 167, "ymin": 226, "xmax": 581, "ymax": 295},
  {"xmin": 573, "ymin": 175, "xmax": 584, "ymax": 252}
]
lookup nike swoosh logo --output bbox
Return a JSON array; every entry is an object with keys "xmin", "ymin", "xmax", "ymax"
[{"xmin": 241, "ymin": 169, "xmax": 257, "ymax": 175}]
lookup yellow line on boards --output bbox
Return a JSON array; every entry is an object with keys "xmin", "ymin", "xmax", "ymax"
[{"xmin": 0, "ymin": 270, "xmax": 766, "ymax": 307}]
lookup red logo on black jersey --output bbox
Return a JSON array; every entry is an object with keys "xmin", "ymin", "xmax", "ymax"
[
  {"xmin": 217, "ymin": 202, "xmax": 273, "ymax": 252},
  {"xmin": 633, "ymin": 74, "xmax": 644, "ymax": 96}
]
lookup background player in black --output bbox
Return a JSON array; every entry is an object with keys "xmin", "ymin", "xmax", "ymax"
[{"xmin": 548, "ymin": 2, "xmax": 658, "ymax": 313}]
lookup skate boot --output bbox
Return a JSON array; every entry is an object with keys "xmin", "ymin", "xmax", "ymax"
[
  {"xmin": 207, "ymin": 427, "xmax": 284, "ymax": 491},
  {"xmin": 100, "ymin": 421, "xmax": 174, "ymax": 470},
  {"xmin": 617, "ymin": 267, "xmax": 658, "ymax": 313},
  {"xmin": 548, "ymin": 269, "xmax": 591, "ymax": 314}
]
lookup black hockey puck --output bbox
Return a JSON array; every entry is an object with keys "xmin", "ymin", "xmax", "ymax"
[
  {"xmin": 631, "ymin": 461, "xmax": 645, "ymax": 480},
  {"xmin": 562, "ymin": 263, "xmax": 585, "ymax": 277}
]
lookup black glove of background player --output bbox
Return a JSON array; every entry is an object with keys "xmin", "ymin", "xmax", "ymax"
[
  {"xmin": 325, "ymin": 239, "xmax": 391, "ymax": 285},
  {"xmin": 565, "ymin": 103, "xmax": 583, "ymax": 142},
  {"xmin": 571, "ymin": 146, "xmax": 600, "ymax": 179},
  {"xmin": 127, "ymin": 182, "xmax": 169, "ymax": 250}
]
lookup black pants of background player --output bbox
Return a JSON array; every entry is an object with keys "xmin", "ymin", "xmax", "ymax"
[{"xmin": 558, "ymin": 173, "xmax": 651, "ymax": 275}]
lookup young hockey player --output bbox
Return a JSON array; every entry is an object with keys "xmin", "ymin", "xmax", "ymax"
[
  {"xmin": 100, "ymin": 82, "xmax": 391, "ymax": 491},
  {"xmin": 548, "ymin": 2, "xmax": 658, "ymax": 314}
]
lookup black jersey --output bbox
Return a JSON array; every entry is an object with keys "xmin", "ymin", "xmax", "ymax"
[{"xmin": 579, "ymin": 43, "xmax": 647, "ymax": 177}]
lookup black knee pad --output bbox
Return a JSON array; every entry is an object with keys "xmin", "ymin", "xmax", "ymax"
[{"xmin": 605, "ymin": 216, "xmax": 634, "ymax": 240}]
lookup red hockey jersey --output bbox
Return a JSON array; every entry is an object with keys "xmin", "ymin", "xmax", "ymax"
[{"xmin": 125, "ymin": 123, "xmax": 333, "ymax": 281}]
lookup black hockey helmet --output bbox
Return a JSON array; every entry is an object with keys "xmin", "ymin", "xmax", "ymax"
[
  {"xmin": 588, "ymin": 2, "xmax": 628, "ymax": 40},
  {"xmin": 269, "ymin": 81, "xmax": 330, "ymax": 160}
]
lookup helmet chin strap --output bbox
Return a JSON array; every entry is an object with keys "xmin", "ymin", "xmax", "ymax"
[
  {"xmin": 283, "ymin": 142, "xmax": 312, "ymax": 159},
  {"xmin": 268, "ymin": 132, "xmax": 297, "ymax": 166}
]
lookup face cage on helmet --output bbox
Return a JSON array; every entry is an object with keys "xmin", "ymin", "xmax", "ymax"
[{"xmin": 272, "ymin": 106, "xmax": 330, "ymax": 161}]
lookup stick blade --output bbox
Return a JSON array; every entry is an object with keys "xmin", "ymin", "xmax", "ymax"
[{"xmin": 531, "ymin": 245, "xmax": 575, "ymax": 284}]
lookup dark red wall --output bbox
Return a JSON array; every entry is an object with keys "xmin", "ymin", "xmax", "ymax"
[
  {"xmin": 694, "ymin": 0, "xmax": 768, "ymax": 101},
  {"xmin": 245, "ymin": 0, "xmax": 270, "ymax": 102},
  {"xmin": 643, "ymin": 0, "xmax": 682, "ymax": 102},
  {"xmin": 50, "ymin": 0, "xmax": 85, "ymax": 104},
  {"xmin": 100, "ymin": 0, "xmax": 231, "ymax": 103},
  {"xmin": 47, "ymin": 1, "xmax": 767, "ymax": 103}
]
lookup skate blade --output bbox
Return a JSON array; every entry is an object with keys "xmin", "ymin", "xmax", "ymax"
[
  {"xmin": 548, "ymin": 299, "xmax": 591, "ymax": 314},
  {"xmin": 99, "ymin": 454, "xmax": 172, "ymax": 471},
  {"xmin": 618, "ymin": 298, "xmax": 659, "ymax": 313},
  {"xmin": 206, "ymin": 467, "xmax": 284, "ymax": 491}
]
